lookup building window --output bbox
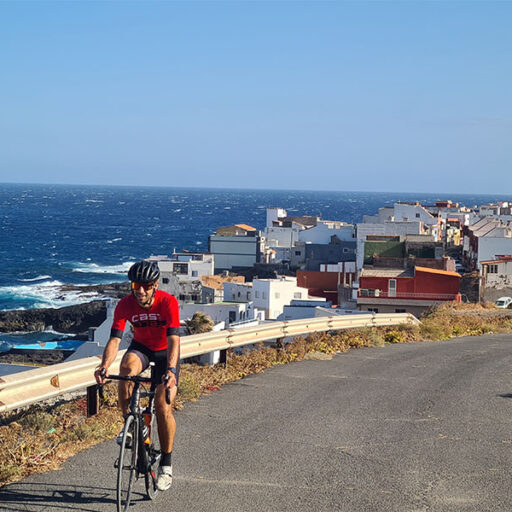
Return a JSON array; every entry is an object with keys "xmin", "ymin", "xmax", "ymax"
[
  {"xmin": 294, "ymin": 292, "xmax": 302, "ymax": 299},
  {"xmin": 488, "ymin": 264, "xmax": 498, "ymax": 273},
  {"xmin": 191, "ymin": 294, "xmax": 199, "ymax": 302},
  {"xmin": 247, "ymin": 292, "xmax": 251, "ymax": 300},
  {"xmin": 415, "ymin": 213, "xmax": 420, "ymax": 218},
  {"xmin": 295, "ymin": 251, "xmax": 301, "ymax": 256},
  {"xmin": 228, "ymin": 311, "xmax": 236, "ymax": 323},
  {"xmin": 255, "ymin": 291, "xmax": 259, "ymax": 298},
  {"xmin": 173, "ymin": 263, "xmax": 188, "ymax": 274},
  {"xmin": 368, "ymin": 308, "xmax": 379, "ymax": 313},
  {"xmin": 238, "ymin": 291, "xmax": 241, "ymax": 297},
  {"xmin": 262, "ymin": 292, "xmax": 267, "ymax": 299},
  {"xmin": 191, "ymin": 270, "xmax": 198, "ymax": 277},
  {"xmin": 162, "ymin": 278, "xmax": 169, "ymax": 284},
  {"xmin": 343, "ymin": 247, "xmax": 349, "ymax": 253},
  {"xmin": 179, "ymin": 294, "xmax": 186, "ymax": 301},
  {"xmin": 395, "ymin": 308, "xmax": 406, "ymax": 313}
]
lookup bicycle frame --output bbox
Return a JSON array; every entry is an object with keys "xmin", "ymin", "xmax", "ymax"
[{"xmin": 100, "ymin": 372, "xmax": 161, "ymax": 512}]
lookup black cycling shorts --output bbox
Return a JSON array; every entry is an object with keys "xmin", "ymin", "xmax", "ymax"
[{"xmin": 126, "ymin": 340, "xmax": 180, "ymax": 389}]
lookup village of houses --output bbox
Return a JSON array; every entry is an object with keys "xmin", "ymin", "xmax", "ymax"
[{"xmin": 78, "ymin": 200, "xmax": 512, "ymax": 362}]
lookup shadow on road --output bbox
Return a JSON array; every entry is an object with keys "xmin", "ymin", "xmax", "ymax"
[
  {"xmin": 498, "ymin": 393, "xmax": 512, "ymax": 399},
  {"xmin": 0, "ymin": 482, "xmax": 148, "ymax": 511}
]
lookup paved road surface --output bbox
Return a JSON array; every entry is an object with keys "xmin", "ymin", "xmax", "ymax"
[{"xmin": 1, "ymin": 334, "xmax": 512, "ymax": 511}]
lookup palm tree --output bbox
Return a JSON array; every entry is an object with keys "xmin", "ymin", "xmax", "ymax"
[{"xmin": 185, "ymin": 312, "xmax": 214, "ymax": 335}]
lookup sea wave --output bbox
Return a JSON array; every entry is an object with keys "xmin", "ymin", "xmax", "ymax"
[
  {"xmin": 70, "ymin": 261, "xmax": 133, "ymax": 274},
  {"xmin": 18, "ymin": 275, "xmax": 52, "ymax": 282},
  {"xmin": 0, "ymin": 280, "xmax": 100, "ymax": 309}
]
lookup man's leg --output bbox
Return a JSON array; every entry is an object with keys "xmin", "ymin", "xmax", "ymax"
[
  {"xmin": 118, "ymin": 351, "xmax": 143, "ymax": 415},
  {"xmin": 155, "ymin": 383, "xmax": 177, "ymax": 453},
  {"xmin": 155, "ymin": 384, "xmax": 177, "ymax": 491}
]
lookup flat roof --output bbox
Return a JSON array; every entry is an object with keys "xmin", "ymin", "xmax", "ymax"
[{"xmin": 361, "ymin": 268, "xmax": 413, "ymax": 278}]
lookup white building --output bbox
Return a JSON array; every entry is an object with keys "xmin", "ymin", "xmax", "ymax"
[
  {"xmin": 476, "ymin": 228, "xmax": 512, "ymax": 270},
  {"xmin": 208, "ymin": 224, "xmax": 264, "ymax": 270},
  {"xmin": 149, "ymin": 252, "xmax": 214, "ymax": 302},
  {"xmin": 266, "ymin": 207, "xmax": 288, "ymax": 228},
  {"xmin": 252, "ymin": 277, "xmax": 309, "ymax": 319},
  {"xmin": 393, "ymin": 203, "xmax": 438, "ymax": 228},
  {"xmin": 355, "ymin": 222, "xmax": 423, "ymax": 273},
  {"xmin": 480, "ymin": 255, "xmax": 512, "ymax": 302},
  {"xmin": 223, "ymin": 276, "xmax": 310, "ymax": 319},
  {"xmin": 298, "ymin": 220, "xmax": 355, "ymax": 244},
  {"xmin": 67, "ymin": 299, "xmax": 132, "ymax": 360},
  {"xmin": 279, "ymin": 298, "xmax": 330, "ymax": 320},
  {"xmin": 150, "ymin": 252, "xmax": 214, "ymax": 281},
  {"xmin": 180, "ymin": 300, "xmax": 258, "ymax": 326}
]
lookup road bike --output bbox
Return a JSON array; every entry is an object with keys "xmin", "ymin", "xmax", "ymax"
[{"xmin": 98, "ymin": 367, "xmax": 170, "ymax": 512}]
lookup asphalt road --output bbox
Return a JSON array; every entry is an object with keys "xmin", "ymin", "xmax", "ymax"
[{"xmin": 2, "ymin": 333, "xmax": 512, "ymax": 512}]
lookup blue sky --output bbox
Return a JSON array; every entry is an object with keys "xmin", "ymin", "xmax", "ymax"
[{"xmin": 0, "ymin": 1, "xmax": 510, "ymax": 194}]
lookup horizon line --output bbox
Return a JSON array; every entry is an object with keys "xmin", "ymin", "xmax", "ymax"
[{"xmin": 0, "ymin": 181, "xmax": 509, "ymax": 199}]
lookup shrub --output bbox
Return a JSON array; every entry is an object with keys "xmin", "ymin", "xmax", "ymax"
[
  {"xmin": 19, "ymin": 411, "xmax": 56, "ymax": 433},
  {"xmin": 177, "ymin": 372, "xmax": 203, "ymax": 402}
]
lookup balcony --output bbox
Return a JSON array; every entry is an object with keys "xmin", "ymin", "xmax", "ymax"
[{"xmin": 358, "ymin": 289, "xmax": 461, "ymax": 302}]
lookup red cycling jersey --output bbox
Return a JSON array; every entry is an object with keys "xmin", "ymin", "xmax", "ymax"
[{"xmin": 110, "ymin": 290, "xmax": 180, "ymax": 351}]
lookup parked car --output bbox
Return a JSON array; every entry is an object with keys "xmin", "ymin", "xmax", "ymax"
[{"xmin": 495, "ymin": 297, "xmax": 512, "ymax": 309}]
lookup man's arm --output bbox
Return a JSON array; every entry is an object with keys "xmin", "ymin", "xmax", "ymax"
[
  {"xmin": 94, "ymin": 336, "xmax": 122, "ymax": 384},
  {"xmin": 164, "ymin": 334, "xmax": 180, "ymax": 389}
]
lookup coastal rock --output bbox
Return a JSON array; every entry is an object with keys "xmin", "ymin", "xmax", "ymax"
[
  {"xmin": 0, "ymin": 301, "xmax": 107, "ymax": 334},
  {"xmin": 0, "ymin": 282, "xmax": 131, "ymax": 334}
]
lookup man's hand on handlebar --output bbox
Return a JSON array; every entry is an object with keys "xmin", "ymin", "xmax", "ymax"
[
  {"xmin": 162, "ymin": 371, "xmax": 176, "ymax": 391},
  {"xmin": 94, "ymin": 366, "xmax": 108, "ymax": 385}
]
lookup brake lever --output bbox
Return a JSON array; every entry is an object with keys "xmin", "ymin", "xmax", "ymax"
[
  {"xmin": 163, "ymin": 374, "xmax": 171, "ymax": 405},
  {"xmin": 97, "ymin": 368, "xmax": 107, "ymax": 403}
]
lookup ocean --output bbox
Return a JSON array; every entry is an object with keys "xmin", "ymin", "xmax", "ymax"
[{"xmin": 0, "ymin": 182, "xmax": 507, "ymax": 347}]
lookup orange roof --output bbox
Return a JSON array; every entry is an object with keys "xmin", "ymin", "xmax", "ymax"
[
  {"xmin": 415, "ymin": 266, "xmax": 461, "ymax": 277},
  {"xmin": 234, "ymin": 224, "xmax": 256, "ymax": 231},
  {"xmin": 481, "ymin": 256, "xmax": 512, "ymax": 264}
]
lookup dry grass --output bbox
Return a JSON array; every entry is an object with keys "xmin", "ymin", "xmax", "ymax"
[{"xmin": 1, "ymin": 301, "xmax": 512, "ymax": 487}]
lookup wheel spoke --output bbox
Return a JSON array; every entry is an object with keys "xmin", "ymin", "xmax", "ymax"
[{"xmin": 117, "ymin": 415, "xmax": 139, "ymax": 512}]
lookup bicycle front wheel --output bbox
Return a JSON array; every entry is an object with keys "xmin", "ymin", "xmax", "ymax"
[
  {"xmin": 145, "ymin": 411, "xmax": 161, "ymax": 500},
  {"xmin": 117, "ymin": 414, "xmax": 139, "ymax": 512}
]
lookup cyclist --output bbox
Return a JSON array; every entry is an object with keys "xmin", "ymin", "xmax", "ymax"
[{"xmin": 94, "ymin": 260, "xmax": 180, "ymax": 491}]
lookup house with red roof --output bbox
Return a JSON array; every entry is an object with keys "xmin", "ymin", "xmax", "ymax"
[{"xmin": 357, "ymin": 266, "xmax": 461, "ymax": 317}]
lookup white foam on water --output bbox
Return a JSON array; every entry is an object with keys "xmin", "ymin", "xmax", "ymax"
[
  {"xmin": 0, "ymin": 280, "xmax": 100, "ymax": 309},
  {"xmin": 71, "ymin": 261, "xmax": 132, "ymax": 274},
  {"xmin": 18, "ymin": 275, "xmax": 52, "ymax": 282}
]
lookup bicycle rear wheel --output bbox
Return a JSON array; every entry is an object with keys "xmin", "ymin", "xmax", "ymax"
[
  {"xmin": 117, "ymin": 414, "xmax": 139, "ymax": 512},
  {"xmin": 144, "ymin": 411, "xmax": 161, "ymax": 499}
]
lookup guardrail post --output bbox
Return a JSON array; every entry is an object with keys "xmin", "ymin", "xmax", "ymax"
[
  {"xmin": 86, "ymin": 385, "xmax": 98, "ymax": 417},
  {"xmin": 219, "ymin": 349, "xmax": 228, "ymax": 367}
]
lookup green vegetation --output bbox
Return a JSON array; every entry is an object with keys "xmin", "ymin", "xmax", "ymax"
[{"xmin": 1, "ymin": 302, "xmax": 512, "ymax": 487}]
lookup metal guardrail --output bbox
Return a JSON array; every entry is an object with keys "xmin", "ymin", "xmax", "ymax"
[{"xmin": 0, "ymin": 313, "xmax": 419, "ymax": 414}]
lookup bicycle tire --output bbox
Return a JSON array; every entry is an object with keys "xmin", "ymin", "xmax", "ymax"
[
  {"xmin": 144, "ymin": 410, "xmax": 161, "ymax": 499},
  {"xmin": 117, "ymin": 414, "xmax": 139, "ymax": 512}
]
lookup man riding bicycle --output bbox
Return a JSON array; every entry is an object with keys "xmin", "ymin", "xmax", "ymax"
[{"xmin": 94, "ymin": 260, "xmax": 180, "ymax": 491}]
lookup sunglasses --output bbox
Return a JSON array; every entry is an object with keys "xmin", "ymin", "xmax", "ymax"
[{"xmin": 131, "ymin": 281, "xmax": 156, "ymax": 290}]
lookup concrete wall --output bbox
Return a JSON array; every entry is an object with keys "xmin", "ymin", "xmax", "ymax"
[
  {"xmin": 209, "ymin": 235, "xmax": 261, "ymax": 270},
  {"xmin": 477, "ymin": 237, "xmax": 512, "ymax": 269},
  {"xmin": 299, "ymin": 223, "xmax": 355, "ymax": 244}
]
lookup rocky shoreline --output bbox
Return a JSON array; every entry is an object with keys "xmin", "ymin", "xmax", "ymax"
[
  {"xmin": 0, "ymin": 282, "xmax": 130, "ymax": 334},
  {"xmin": 0, "ymin": 282, "xmax": 131, "ymax": 367}
]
